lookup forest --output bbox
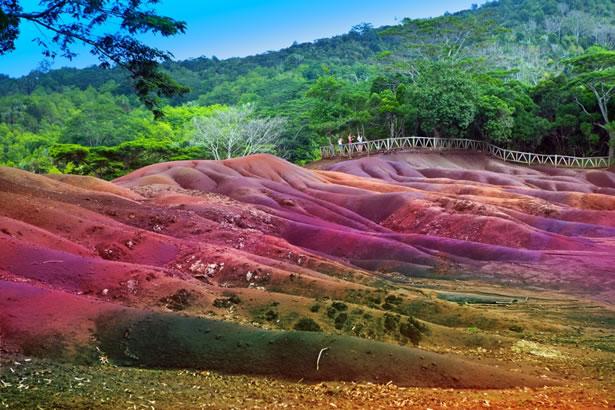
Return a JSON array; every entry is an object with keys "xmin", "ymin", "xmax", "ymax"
[{"xmin": 1, "ymin": 0, "xmax": 614, "ymax": 179}]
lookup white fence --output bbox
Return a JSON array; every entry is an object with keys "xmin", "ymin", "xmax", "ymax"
[{"xmin": 320, "ymin": 137, "xmax": 611, "ymax": 169}]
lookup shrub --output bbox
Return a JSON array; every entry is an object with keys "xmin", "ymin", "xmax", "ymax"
[
  {"xmin": 509, "ymin": 324, "xmax": 524, "ymax": 333},
  {"xmin": 400, "ymin": 317, "xmax": 428, "ymax": 346},
  {"xmin": 213, "ymin": 295, "xmax": 241, "ymax": 308},
  {"xmin": 228, "ymin": 294, "xmax": 242, "ymax": 304},
  {"xmin": 159, "ymin": 289, "xmax": 194, "ymax": 311},
  {"xmin": 334, "ymin": 313, "xmax": 348, "ymax": 330},
  {"xmin": 264, "ymin": 309, "xmax": 278, "ymax": 321},
  {"xmin": 310, "ymin": 304, "xmax": 321, "ymax": 313},
  {"xmin": 383, "ymin": 314, "xmax": 400, "ymax": 332},
  {"xmin": 331, "ymin": 301, "xmax": 348, "ymax": 311},
  {"xmin": 384, "ymin": 294, "xmax": 403, "ymax": 305},
  {"xmin": 294, "ymin": 318, "xmax": 322, "ymax": 332}
]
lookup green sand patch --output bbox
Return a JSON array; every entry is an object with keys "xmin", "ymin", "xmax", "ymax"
[{"xmin": 94, "ymin": 310, "xmax": 552, "ymax": 389}]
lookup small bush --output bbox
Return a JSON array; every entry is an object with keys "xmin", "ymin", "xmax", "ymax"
[
  {"xmin": 326, "ymin": 306, "xmax": 337, "ymax": 318},
  {"xmin": 400, "ymin": 318, "xmax": 425, "ymax": 346},
  {"xmin": 294, "ymin": 318, "xmax": 322, "ymax": 332},
  {"xmin": 509, "ymin": 324, "xmax": 523, "ymax": 333},
  {"xmin": 385, "ymin": 294, "xmax": 403, "ymax": 305},
  {"xmin": 383, "ymin": 314, "xmax": 400, "ymax": 332},
  {"xmin": 264, "ymin": 309, "xmax": 278, "ymax": 321},
  {"xmin": 213, "ymin": 295, "xmax": 241, "ymax": 308},
  {"xmin": 334, "ymin": 313, "xmax": 348, "ymax": 330},
  {"xmin": 331, "ymin": 301, "xmax": 348, "ymax": 311},
  {"xmin": 159, "ymin": 289, "xmax": 194, "ymax": 311},
  {"xmin": 310, "ymin": 304, "xmax": 321, "ymax": 313},
  {"xmin": 369, "ymin": 296, "xmax": 382, "ymax": 305},
  {"xmin": 228, "ymin": 294, "xmax": 242, "ymax": 304}
]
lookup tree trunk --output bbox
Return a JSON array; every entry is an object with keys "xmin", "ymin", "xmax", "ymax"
[{"xmin": 609, "ymin": 131, "xmax": 615, "ymax": 165}]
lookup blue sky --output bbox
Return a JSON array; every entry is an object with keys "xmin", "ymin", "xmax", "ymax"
[{"xmin": 1, "ymin": 0, "xmax": 480, "ymax": 77}]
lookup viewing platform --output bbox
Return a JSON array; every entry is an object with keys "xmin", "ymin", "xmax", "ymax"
[{"xmin": 320, "ymin": 136, "xmax": 611, "ymax": 169}]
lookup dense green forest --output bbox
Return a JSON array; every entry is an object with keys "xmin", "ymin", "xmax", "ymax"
[{"xmin": 1, "ymin": 0, "xmax": 614, "ymax": 179}]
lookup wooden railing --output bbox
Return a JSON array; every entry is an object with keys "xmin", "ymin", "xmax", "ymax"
[{"xmin": 320, "ymin": 137, "xmax": 611, "ymax": 169}]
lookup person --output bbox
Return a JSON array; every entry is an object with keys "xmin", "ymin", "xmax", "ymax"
[
  {"xmin": 357, "ymin": 134, "xmax": 364, "ymax": 152},
  {"xmin": 347, "ymin": 133, "xmax": 354, "ymax": 145},
  {"xmin": 337, "ymin": 137, "xmax": 344, "ymax": 154}
]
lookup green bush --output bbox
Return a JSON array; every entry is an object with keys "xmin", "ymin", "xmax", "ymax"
[
  {"xmin": 383, "ymin": 314, "xmax": 400, "ymax": 332},
  {"xmin": 509, "ymin": 324, "xmax": 523, "ymax": 333},
  {"xmin": 400, "ymin": 317, "xmax": 428, "ymax": 346},
  {"xmin": 213, "ymin": 295, "xmax": 241, "ymax": 308},
  {"xmin": 293, "ymin": 318, "xmax": 322, "ymax": 332},
  {"xmin": 334, "ymin": 313, "xmax": 348, "ymax": 330},
  {"xmin": 331, "ymin": 301, "xmax": 348, "ymax": 311},
  {"xmin": 384, "ymin": 294, "xmax": 403, "ymax": 305},
  {"xmin": 264, "ymin": 309, "xmax": 278, "ymax": 321}
]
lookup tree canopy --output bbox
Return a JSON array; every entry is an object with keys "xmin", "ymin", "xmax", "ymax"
[
  {"xmin": 0, "ymin": 0, "xmax": 188, "ymax": 116},
  {"xmin": 1, "ymin": 0, "xmax": 615, "ymax": 178}
]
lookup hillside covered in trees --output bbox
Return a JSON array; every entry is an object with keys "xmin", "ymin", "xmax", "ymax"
[{"xmin": 1, "ymin": 0, "xmax": 615, "ymax": 178}]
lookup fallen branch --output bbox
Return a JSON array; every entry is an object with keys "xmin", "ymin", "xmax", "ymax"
[{"xmin": 316, "ymin": 347, "xmax": 329, "ymax": 371}]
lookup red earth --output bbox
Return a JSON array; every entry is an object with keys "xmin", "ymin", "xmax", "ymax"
[
  {"xmin": 1, "ymin": 152, "xmax": 614, "ymax": 392},
  {"xmin": 117, "ymin": 152, "xmax": 615, "ymax": 302}
]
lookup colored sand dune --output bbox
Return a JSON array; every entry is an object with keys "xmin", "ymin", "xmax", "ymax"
[{"xmin": 1, "ymin": 152, "xmax": 614, "ymax": 391}]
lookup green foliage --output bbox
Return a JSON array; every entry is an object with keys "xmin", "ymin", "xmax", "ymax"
[
  {"xmin": 1, "ymin": 0, "xmax": 614, "ymax": 172},
  {"xmin": 309, "ymin": 304, "xmax": 321, "ymax": 313},
  {"xmin": 1, "ymin": 0, "xmax": 188, "ymax": 115},
  {"xmin": 399, "ymin": 317, "xmax": 428, "ymax": 346},
  {"xmin": 564, "ymin": 46, "xmax": 615, "ymax": 160},
  {"xmin": 264, "ymin": 309, "xmax": 278, "ymax": 321},
  {"xmin": 212, "ymin": 295, "xmax": 241, "ymax": 309},
  {"xmin": 330, "ymin": 301, "xmax": 348, "ymax": 312},
  {"xmin": 334, "ymin": 313, "xmax": 348, "ymax": 330},
  {"xmin": 412, "ymin": 63, "xmax": 480, "ymax": 138},
  {"xmin": 293, "ymin": 318, "xmax": 322, "ymax": 332},
  {"xmin": 476, "ymin": 95, "xmax": 515, "ymax": 144},
  {"xmin": 383, "ymin": 314, "xmax": 400, "ymax": 332}
]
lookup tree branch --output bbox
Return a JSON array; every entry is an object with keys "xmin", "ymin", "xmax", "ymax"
[{"xmin": 13, "ymin": 0, "xmax": 70, "ymax": 19}]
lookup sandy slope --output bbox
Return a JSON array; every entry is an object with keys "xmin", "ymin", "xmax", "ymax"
[{"xmin": 1, "ymin": 152, "xmax": 614, "ymax": 391}]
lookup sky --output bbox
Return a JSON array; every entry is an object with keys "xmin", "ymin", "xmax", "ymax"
[{"xmin": 0, "ymin": 0, "xmax": 481, "ymax": 78}]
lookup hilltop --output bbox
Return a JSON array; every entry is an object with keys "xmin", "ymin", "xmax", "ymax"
[
  {"xmin": 2, "ymin": 0, "xmax": 615, "ymax": 179},
  {"xmin": 2, "ymin": 0, "xmax": 614, "ymax": 95}
]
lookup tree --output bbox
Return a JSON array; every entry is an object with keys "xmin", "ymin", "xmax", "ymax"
[
  {"xmin": 565, "ymin": 47, "xmax": 615, "ymax": 162},
  {"xmin": 369, "ymin": 87, "xmax": 405, "ymax": 139},
  {"xmin": 475, "ymin": 95, "xmax": 514, "ymax": 144},
  {"xmin": 384, "ymin": 13, "xmax": 500, "ymax": 63},
  {"xmin": 412, "ymin": 63, "xmax": 479, "ymax": 138},
  {"xmin": 191, "ymin": 105, "xmax": 286, "ymax": 160},
  {"xmin": 0, "ymin": 0, "xmax": 188, "ymax": 116},
  {"xmin": 306, "ymin": 76, "xmax": 351, "ymax": 141}
]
